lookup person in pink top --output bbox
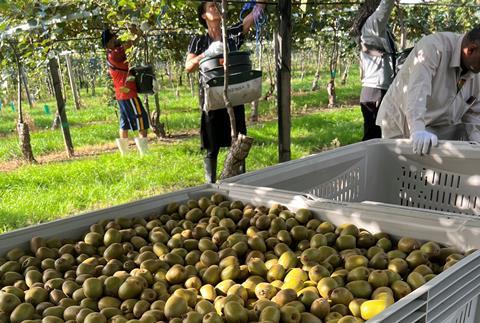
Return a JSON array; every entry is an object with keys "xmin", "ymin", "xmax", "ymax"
[{"xmin": 102, "ymin": 28, "xmax": 149, "ymax": 156}]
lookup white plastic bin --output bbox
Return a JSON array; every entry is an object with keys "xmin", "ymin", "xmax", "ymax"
[
  {"xmin": 1, "ymin": 183, "xmax": 480, "ymax": 322},
  {"xmin": 224, "ymin": 139, "xmax": 480, "ymax": 216},
  {"xmin": 298, "ymin": 196, "xmax": 480, "ymax": 323}
]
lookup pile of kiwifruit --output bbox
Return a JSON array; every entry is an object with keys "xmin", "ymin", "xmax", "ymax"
[{"xmin": 0, "ymin": 193, "xmax": 473, "ymax": 323}]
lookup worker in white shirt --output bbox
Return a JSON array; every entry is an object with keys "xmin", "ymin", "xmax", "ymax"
[{"xmin": 377, "ymin": 26, "xmax": 480, "ymax": 155}]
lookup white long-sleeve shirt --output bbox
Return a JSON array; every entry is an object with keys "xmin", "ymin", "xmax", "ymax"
[
  {"xmin": 376, "ymin": 32, "xmax": 480, "ymax": 141},
  {"xmin": 360, "ymin": 0, "xmax": 396, "ymax": 90}
]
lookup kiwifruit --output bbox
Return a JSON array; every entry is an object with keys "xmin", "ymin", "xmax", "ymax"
[
  {"xmin": 317, "ymin": 277, "xmax": 338, "ymax": 299},
  {"xmin": 81, "ymin": 278, "xmax": 103, "ymax": 300},
  {"xmin": 84, "ymin": 312, "xmax": 107, "ymax": 323},
  {"xmin": 345, "ymin": 280, "xmax": 372, "ymax": 299},
  {"xmin": 346, "ymin": 266, "xmax": 370, "ymax": 282},
  {"xmin": 391, "ymin": 280, "xmax": 412, "ymax": 299},
  {"xmin": 308, "ymin": 264, "xmax": 330, "ymax": 282},
  {"xmin": 335, "ymin": 235, "xmax": 356, "ymax": 250},
  {"xmin": 368, "ymin": 270, "xmax": 389, "ymax": 289},
  {"xmin": 280, "ymin": 306, "xmax": 301, "ymax": 323},
  {"xmin": 266, "ymin": 289, "xmax": 293, "ymax": 307},
  {"xmin": 344, "ymin": 255, "xmax": 368, "ymax": 271},
  {"xmin": 298, "ymin": 288, "xmax": 319, "ymax": 308},
  {"xmin": 0, "ymin": 292, "xmax": 21, "ymax": 314},
  {"xmin": 329, "ymin": 287, "xmax": 354, "ymax": 306},
  {"xmin": 406, "ymin": 272, "xmax": 426, "ymax": 290},
  {"xmin": 397, "ymin": 237, "xmax": 421, "ymax": 254},
  {"xmin": 348, "ymin": 298, "xmax": 366, "ymax": 318},
  {"xmin": 25, "ymin": 287, "xmax": 49, "ymax": 306},
  {"xmin": 224, "ymin": 301, "xmax": 248, "ymax": 323},
  {"xmin": 406, "ymin": 250, "xmax": 428, "ymax": 269}
]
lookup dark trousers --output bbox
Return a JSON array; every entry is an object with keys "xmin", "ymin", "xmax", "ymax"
[
  {"xmin": 204, "ymin": 147, "xmax": 220, "ymax": 184},
  {"xmin": 360, "ymin": 101, "xmax": 382, "ymax": 141},
  {"xmin": 360, "ymin": 87, "xmax": 386, "ymax": 141}
]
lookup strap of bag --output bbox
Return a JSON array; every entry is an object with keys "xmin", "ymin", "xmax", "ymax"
[
  {"xmin": 386, "ymin": 30, "xmax": 397, "ymax": 75},
  {"xmin": 106, "ymin": 55, "xmax": 129, "ymax": 73}
]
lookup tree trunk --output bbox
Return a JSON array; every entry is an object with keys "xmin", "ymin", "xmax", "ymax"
[
  {"xmin": 341, "ymin": 62, "xmax": 350, "ymax": 85},
  {"xmin": 46, "ymin": 72, "xmax": 54, "ymax": 97},
  {"xmin": 91, "ymin": 74, "xmax": 96, "ymax": 97},
  {"xmin": 328, "ymin": 25, "xmax": 339, "ymax": 108},
  {"xmin": 143, "ymin": 95, "xmax": 154, "ymax": 135},
  {"xmin": 300, "ymin": 50, "xmax": 306, "ymax": 81},
  {"xmin": 311, "ymin": 41, "xmax": 322, "ymax": 91},
  {"xmin": 219, "ymin": 134, "xmax": 254, "ymax": 180},
  {"xmin": 151, "ymin": 92, "xmax": 166, "ymax": 138},
  {"xmin": 52, "ymin": 112, "xmax": 61, "ymax": 130},
  {"xmin": 166, "ymin": 62, "xmax": 175, "ymax": 91},
  {"xmin": 177, "ymin": 63, "xmax": 183, "ymax": 87},
  {"xmin": 17, "ymin": 123, "xmax": 36, "ymax": 163},
  {"xmin": 327, "ymin": 79, "xmax": 337, "ymax": 107},
  {"xmin": 250, "ymin": 100, "xmax": 259, "ymax": 122},
  {"xmin": 218, "ymin": 0, "xmax": 253, "ymax": 180},
  {"xmin": 16, "ymin": 61, "xmax": 36, "ymax": 163},
  {"xmin": 175, "ymin": 64, "xmax": 181, "ymax": 98},
  {"xmin": 49, "ymin": 57, "xmax": 74, "ymax": 157},
  {"xmin": 262, "ymin": 36, "xmax": 275, "ymax": 101},
  {"xmin": 20, "ymin": 66, "xmax": 34, "ymax": 109},
  {"xmin": 65, "ymin": 54, "xmax": 82, "ymax": 110}
]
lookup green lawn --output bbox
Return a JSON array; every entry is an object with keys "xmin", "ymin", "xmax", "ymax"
[{"xmin": 0, "ymin": 68, "xmax": 363, "ymax": 233}]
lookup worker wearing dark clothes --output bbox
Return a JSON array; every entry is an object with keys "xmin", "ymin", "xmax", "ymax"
[{"xmin": 185, "ymin": 1, "xmax": 265, "ymax": 183}]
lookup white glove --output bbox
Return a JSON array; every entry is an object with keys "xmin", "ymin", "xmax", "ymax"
[
  {"xmin": 410, "ymin": 130, "xmax": 438, "ymax": 155},
  {"xmin": 204, "ymin": 41, "xmax": 224, "ymax": 57}
]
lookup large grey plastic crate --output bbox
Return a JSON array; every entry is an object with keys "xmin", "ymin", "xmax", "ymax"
[
  {"xmin": 297, "ymin": 196, "xmax": 480, "ymax": 323},
  {"xmin": 2, "ymin": 183, "xmax": 480, "ymax": 322},
  {"xmin": 224, "ymin": 139, "xmax": 480, "ymax": 216}
]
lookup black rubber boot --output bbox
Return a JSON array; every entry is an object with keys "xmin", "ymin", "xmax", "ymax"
[{"xmin": 204, "ymin": 157, "xmax": 217, "ymax": 183}]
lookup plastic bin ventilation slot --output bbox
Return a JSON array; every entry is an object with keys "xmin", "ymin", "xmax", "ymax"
[{"xmin": 224, "ymin": 139, "xmax": 480, "ymax": 216}]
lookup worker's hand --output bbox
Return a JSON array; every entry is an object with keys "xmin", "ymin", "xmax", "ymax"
[
  {"xmin": 253, "ymin": 2, "xmax": 266, "ymax": 20},
  {"xmin": 204, "ymin": 41, "xmax": 224, "ymax": 57},
  {"xmin": 410, "ymin": 130, "xmax": 438, "ymax": 155}
]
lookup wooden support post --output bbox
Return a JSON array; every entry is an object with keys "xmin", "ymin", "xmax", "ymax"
[
  {"xmin": 276, "ymin": 0, "xmax": 292, "ymax": 163},
  {"xmin": 65, "ymin": 53, "xmax": 82, "ymax": 110},
  {"xmin": 57, "ymin": 56, "xmax": 67, "ymax": 102},
  {"xmin": 49, "ymin": 57, "xmax": 74, "ymax": 158},
  {"xmin": 16, "ymin": 61, "xmax": 36, "ymax": 163},
  {"xmin": 20, "ymin": 66, "xmax": 34, "ymax": 109}
]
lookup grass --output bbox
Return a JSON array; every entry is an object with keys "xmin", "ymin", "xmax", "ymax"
[{"xmin": 0, "ymin": 67, "xmax": 363, "ymax": 233}]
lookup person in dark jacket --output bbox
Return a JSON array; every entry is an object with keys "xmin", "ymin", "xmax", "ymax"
[{"xmin": 185, "ymin": 1, "xmax": 265, "ymax": 183}]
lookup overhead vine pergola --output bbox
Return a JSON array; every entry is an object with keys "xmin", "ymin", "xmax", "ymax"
[{"xmin": 1, "ymin": 0, "xmax": 479, "ymax": 165}]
